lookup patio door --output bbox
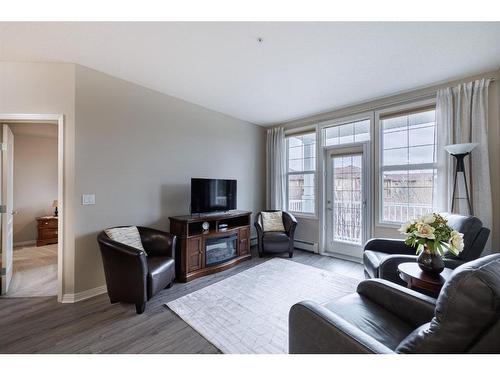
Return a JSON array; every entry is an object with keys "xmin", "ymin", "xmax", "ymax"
[{"xmin": 325, "ymin": 144, "xmax": 370, "ymax": 260}]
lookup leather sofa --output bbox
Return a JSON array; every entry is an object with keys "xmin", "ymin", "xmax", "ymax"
[
  {"xmin": 97, "ymin": 226, "xmax": 176, "ymax": 314},
  {"xmin": 289, "ymin": 253, "xmax": 500, "ymax": 353},
  {"xmin": 254, "ymin": 210, "xmax": 297, "ymax": 258},
  {"xmin": 363, "ymin": 214, "xmax": 490, "ymax": 285}
]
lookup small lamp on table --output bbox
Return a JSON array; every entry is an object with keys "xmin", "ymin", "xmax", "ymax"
[{"xmin": 52, "ymin": 200, "xmax": 58, "ymax": 217}]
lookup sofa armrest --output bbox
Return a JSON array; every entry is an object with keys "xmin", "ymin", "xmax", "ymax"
[
  {"xmin": 97, "ymin": 232, "xmax": 148, "ymax": 304},
  {"xmin": 443, "ymin": 257, "xmax": 464, "ymax": 270},
  {"xmin": 138, "ymin": 227, "xmax": 176, "ymax": 258},
  {"xmin": 289, "ymin": 301, "xmax": 394, "ymax": 354},
  {"xmin": 364, "ymin": 238, "xmax": 416, "ymax": 256},
  {"xmin": 282, "ymin": 211, "xmax": 298, "ymax": 238},
  {"xmin": 357, "ymin": 279, "xmax": 436, "ymax": 327},
  {"xmin": 378, "ymin": 254, "xmax": 419, "ymax": 285},
  {"xmin": 254, "ymin": 213, "xmax": 264, "ymax": 238}
]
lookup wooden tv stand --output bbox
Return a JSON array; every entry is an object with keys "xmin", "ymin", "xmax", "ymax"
[{"xmin": 169, "ymin": 210, "xmax": 252, "ymax": 282}]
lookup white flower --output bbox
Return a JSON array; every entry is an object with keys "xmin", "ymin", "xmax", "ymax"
[
  {"xmin": 421, "ymin": 214, "xmax": 436, "ymax": 224},
  {"xmin": 399, "ymin": 221, "xmax": 412, "ymax": 234},
  {"xmin": 450, "ymin": 230, "xmax": 464, "ymax": 253},
  {"xmin": 415, "ymin": 223, "xmax": 436, "ymax": 239}
]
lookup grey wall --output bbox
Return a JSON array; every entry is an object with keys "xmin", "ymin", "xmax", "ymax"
[
  {"xmin": 74, "ymin": 66, "xmax": 266, "ymax": 292},
  {"xmin": 0, "ymin": 62, "xmax": 76, "ymax": 295},
  {"xmin": 12, "ymin": 129, "xmax": 58, "ymax": 244}
]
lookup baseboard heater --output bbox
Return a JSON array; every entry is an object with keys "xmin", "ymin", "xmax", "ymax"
[
  {"xmin": 250, "ymin": 237, "xmax": 318, "ymax": 253},
  {"xmin": 293, "ymin": 239, "xmax": 318, "ymax": 253}
]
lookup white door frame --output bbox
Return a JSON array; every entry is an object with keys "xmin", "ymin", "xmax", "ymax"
[
  {"xmin": 323, "ymin": 141, "xmax": 371, "ymax": 261},
  {"xmin": 324, "ymin": 141, "xmax": 371, "ymax": 261},
  {"xmin": 0, "ymin": 114, "xmax": 64, "ymax": 301},
  {"xmin": 317, "ymin": 111, "xmax": 375, "ymax": 261}
]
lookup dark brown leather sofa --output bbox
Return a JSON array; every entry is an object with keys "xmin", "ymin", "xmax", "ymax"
[
  {"xmin": 254, "ymin": 210, "xmax": 298, "ymax": 258},
  {"xmin": 289, "ymin": 253, "xmax": 500, "ymax": 353},
  {"xmin": 363, "ymin": 214, "xmax": 490, "ymax": 285},
  {"xmin": 97, "ymin": 226, "xmax": 176, "ymax": 314}
]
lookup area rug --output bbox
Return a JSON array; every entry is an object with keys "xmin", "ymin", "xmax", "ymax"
[{"xmin": 166, "ymin": 258, "xmax": 359, "ymax": 354}]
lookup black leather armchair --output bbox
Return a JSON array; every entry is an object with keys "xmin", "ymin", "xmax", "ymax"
[
  {"xmin": 97, "ymin": 226, "xmax": 176, "ymax": 314},
  {"xmin": 289, "ymin": 254, "xmax": 500, "ymax": 353},
  {"xmin": 363, "ymin": 214, "xmax": 490, "ymax": 285},
  {"xmin": 254, "ymin": 210, "xmax": 297, "ymax": 258}
]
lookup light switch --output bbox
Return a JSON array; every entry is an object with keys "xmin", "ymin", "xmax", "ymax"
[{"xmin": 82, "ymin": 194, "xmax": 96, "ymax": 205}]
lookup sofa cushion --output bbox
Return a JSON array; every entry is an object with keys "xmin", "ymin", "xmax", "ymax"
[
  {"xmin": 261, "ymin": 211, "xmax": 285, "ymax": 232},
  {"xmin": 104, "ymin": 226, "xmax": 146, "ymax": 253},
  {"xmin": 262, "ymin": 232, "xmax": 290, "ymax": 252},
  {"xmin": 363, "ymin": 250, "xmax": 388, "ymax": 278},
  {"xmin": 324, "ymin": 293, "xmax": 414, "ymax": 351}
]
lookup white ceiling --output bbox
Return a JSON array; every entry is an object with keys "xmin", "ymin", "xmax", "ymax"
[{"xmin": 1, "ymin": 22, "xmax": 500, "ymax": 126}]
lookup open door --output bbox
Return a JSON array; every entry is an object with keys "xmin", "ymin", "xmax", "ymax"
[{"xmin": 1, "ymin": 124, "xmax": 14, "ymax": 295}]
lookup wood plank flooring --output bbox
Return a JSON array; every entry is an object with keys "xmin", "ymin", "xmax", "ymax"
[{"xmin": 0, "ymin": 248, "xmax": 363, "ymax": 354}]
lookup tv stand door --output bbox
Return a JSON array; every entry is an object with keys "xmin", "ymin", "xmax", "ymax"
[
  {"xmin": 238, "ymin": 227, "xmax": 250, "ymax": 256},
  {"xmin": 187, "ymin": 237, "xmax": 203, "ymax": 272}
]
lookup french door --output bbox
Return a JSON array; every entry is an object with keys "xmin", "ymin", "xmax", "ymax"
[{"xmin": 325, "ymin": 144, "xmax": 370, "ymax": 260}]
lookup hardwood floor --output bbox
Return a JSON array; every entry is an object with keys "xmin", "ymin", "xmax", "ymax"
[{"xmin": 0, "ymin": 248, "xmax": 363, "ymax": 354}]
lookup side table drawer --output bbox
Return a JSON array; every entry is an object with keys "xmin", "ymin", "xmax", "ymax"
[
  {"xmin": 39, "ymin": 228, "xmax": 58, "ymax": 240},
  {"xmin": 38, "ymin": 220, "xmax": 58, "ymax": 229}
]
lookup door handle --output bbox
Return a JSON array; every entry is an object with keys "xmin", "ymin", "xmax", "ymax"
[{"xmin": 11, "ymin": 210, "xmax": 18, "ymax": 215}]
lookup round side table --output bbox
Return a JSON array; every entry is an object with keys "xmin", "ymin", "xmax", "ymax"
[{"xmin": 397, "ymin": 262, "xmax": 453, "ymax": 298}]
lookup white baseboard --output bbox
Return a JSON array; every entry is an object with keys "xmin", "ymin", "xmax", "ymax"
[
  {"xmin": 13, "ymin": 240, "xmax": 36, "ymax": 248},
  {"xmin": 61, "ymin": 285, "xmax": 107, "ymax": 303},
  {"xmin": 294, "ymin": 239, "xmax": 319, "ymax": 253}
]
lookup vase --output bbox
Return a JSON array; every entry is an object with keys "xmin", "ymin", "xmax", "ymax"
[{"xmin": 417, "ymin": 247, "xmax": 445, "ymax": 276}]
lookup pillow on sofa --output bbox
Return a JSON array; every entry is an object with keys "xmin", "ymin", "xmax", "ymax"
[
  {"xmin": 104, "ymin": 226, "xmax": 146, "ymax": 254},
  {"xmin": 261, "ymin": 211, "xmax": 285, "ymax": 232}
]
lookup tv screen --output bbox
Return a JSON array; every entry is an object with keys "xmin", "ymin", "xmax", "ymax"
[{"xmin": 191, "ymin": 178, "xmax": 237, "ymax": 214}]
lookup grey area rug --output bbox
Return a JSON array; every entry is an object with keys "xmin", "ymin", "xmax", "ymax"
[{"xmin": 166, "ymin": 258, "xmax": 359, "ymax": 353}]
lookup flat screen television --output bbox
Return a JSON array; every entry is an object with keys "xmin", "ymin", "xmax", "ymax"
[{"xmin": 191, "ymin": 178, "xmax": 237, "ymax": 214}]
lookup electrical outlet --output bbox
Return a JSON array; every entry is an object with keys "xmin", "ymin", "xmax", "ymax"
[{"xmin": 82, "ymin": 194, "xmax": 96, "ymax": 205}]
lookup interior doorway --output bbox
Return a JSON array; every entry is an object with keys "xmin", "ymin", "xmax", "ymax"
[
  {"xmin": 325, "ymin": 143, "xmax": 370, "ymax": 260},
  {"xmin": 0, "ymin": 115, "xmax": 64, "ymax": 301}
]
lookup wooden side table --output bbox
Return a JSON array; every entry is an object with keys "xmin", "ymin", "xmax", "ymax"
[
  {"xmin": 36, "ymin": 216, "xmax": 58, "ymax": 246},
  {"xmin": 398, "ymin": 262, "xmax": 453, "ymax": 298}
]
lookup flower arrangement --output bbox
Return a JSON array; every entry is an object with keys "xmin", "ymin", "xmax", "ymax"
[{"xmin": 399, "ymin": 213, "xmax": 464, "ymax": 256}]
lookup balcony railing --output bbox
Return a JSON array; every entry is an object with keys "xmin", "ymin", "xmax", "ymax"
[
  {"xmin": 290, "ymin": 199, "xmax": 433, "ymax": 243},
  {"xmin": 383, "ymin": 203, "xmax": 432, "ymax": 223},
  {"xmin": 288, "ymin": 199, "xmax": 432, "ymax": 225}
]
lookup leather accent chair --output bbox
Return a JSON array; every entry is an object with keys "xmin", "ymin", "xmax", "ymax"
[
  {"xmin": 289, "ymin": 253, "xmax": 500, "ymax": 353},
  {"xmin": 97, "ymin": 226, "xmax": 176, "ymax": 314},
  {"xmin": 363, "ymin": 214, "xmax": 490, "ymax": 285},
  {"xmin": 254, "ymin": 211, "xmax": 298, "ymax": 258}
]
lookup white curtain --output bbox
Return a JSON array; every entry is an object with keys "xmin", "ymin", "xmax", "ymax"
[
  {"xmin": 266, "ymin": 127, "xmax": 286, "ymax": 210},
  {"xmin": 435, "ymin": 79, "xmax": 492, "ymax": 250}
]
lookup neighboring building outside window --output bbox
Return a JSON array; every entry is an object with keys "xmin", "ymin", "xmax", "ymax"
[
  {"xmin": 379, "ymin": 107, "xmax": 437, "ymax": 224},
  {"xmin": 286, "ymin": 132, "xmax": 316, "ymax": 215}
]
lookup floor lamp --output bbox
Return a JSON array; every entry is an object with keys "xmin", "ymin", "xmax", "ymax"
[{"xmin": 444, "ymin": 143, "xmax": 478, "ymax": 215}]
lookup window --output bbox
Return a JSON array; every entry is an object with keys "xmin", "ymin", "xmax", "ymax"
[
  {"xmin": 286, "ymin": 132, "xmax": 316, "ymax": 215},
  {"xmin": 379, "ymin": 107, "xmax": 436, "ymax": 224},
  {"xmin": 323, "ymin": 119, "xmax": 370, "ymax": 146}
]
